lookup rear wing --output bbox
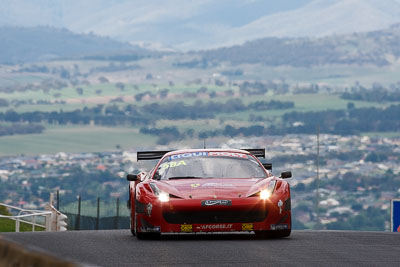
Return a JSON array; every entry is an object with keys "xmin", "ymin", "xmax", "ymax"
[
  {"xmin": 137, "ymin": 151, "xmax": 172, "ymax": 161},
  {"xmin": 243, "ymin": 149, "xmax": 265, "ymax": 158},
  {"xmin": 137, "ymin": 148, "xmax": 265, "ymax": 161}
]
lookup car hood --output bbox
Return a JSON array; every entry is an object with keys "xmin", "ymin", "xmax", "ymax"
[{"xmin": 154, "ymin": 177, "xmax": 274, "ymax": 199}]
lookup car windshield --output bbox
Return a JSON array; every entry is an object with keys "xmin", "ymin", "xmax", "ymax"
[{"xmin": 153, "ymin": 151, "xmax": 267, "ymax": 180}]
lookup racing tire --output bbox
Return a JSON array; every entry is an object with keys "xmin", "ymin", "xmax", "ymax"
[
  {"xmin": 254, "ymin": 229, "xmax": 291, "ymax": 239},
  {"xmin": 134, "ymin": 210, "xmax": 160, "ymax": 240},
  {"xmin": 129, "ymin": 196, "xmax": 135, "ymax": 236},
  {"xmin": 130, "ymin": 212, "xmax": 135, "ymax": 236}
]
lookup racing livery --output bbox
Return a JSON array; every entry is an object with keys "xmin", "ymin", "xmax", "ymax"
[{"xmin": 127, "ymin": 148, "xmax": 292, "ymax": 239}]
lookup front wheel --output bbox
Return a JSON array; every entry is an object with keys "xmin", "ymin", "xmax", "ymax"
[
  {"xmin": 134, "ymin": 210, "xmax": 160, "ymax": 240},
  {"xmin": 130, "ymin": 211, "xmax": 135, "ymax": 236}
]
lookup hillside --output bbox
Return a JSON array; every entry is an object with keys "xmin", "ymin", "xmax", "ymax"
[
  {"xmin": 1, "ymin": 0, "xmax": 400, "ymax": 50},
  {"xmin": 222, "ymin": 0, "xmax": 400, "ymax": 46},
  {"xmin": 0, "ymin": 26, "xmax": 142, "ymax": 64},
  {"xmin": 199, "ymin": 23, "xmax": 400, "ymax": 67}
]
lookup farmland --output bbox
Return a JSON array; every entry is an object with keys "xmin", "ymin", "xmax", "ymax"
[{"xmin": 1, "ymin": 55, "xmax": 400, "ymax": 156}]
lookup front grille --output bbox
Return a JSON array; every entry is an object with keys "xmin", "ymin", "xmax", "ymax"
[{"xmin": 163, "ymin": 209, "xmax": 268, "ymax": 224}]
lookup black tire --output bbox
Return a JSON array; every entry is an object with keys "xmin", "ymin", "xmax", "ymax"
[
  {"xmin": 129, "ymin": 196, "xmax": 135, "ymax": 236},
  {"xmin": 134, "ymin": 209, "xmax": 160, "ymax": 240},
  {"xmin": 255, "ymin": 229, "xmax": 291, "ymax": 239},
  {"xmin": 130, "ymin": 212, "xmax": 135, "ymax": 236}
]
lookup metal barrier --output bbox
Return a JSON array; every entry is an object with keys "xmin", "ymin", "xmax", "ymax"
[
  {"xmin": 0, "ymin": 203, "xmax": 52, "ymax": 232},
  {"xmin": 0, "ymin": 194, "xmax": 68, "ymax": 232}
]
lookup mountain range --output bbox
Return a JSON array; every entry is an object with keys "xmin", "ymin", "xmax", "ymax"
[
  {"xmin": 1, "ymin": 0, "xmax": 400, "ymax": 50},
  {"xmin": 0, "ymin": 26, "xmax": 138, "ymax": 64},
  {"xmin": 200, "ymin": 23, "xmax": 400, "ymax": 67},
  {"xmin": 2, "ymin": 21, "xmax": 400, "ymax": 66}
]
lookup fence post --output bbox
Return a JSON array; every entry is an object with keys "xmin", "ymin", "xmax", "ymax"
[
  {"xmin": 115, "ymin": 198, "xmax": 119, "ymax": 229},
  {"xmin": 75, "ymin": 195, "xmax": 81, "ymax": 230},
  {"xmin": 15, "ymin": 219, "xmax": 20, "ymax": 232},
  {"xmin": 32, "ymin": 215, "xmax": 36, "ymax": 232},
  {"xmin": 49, "ymin": 193, "xmax": 54, "ymax": 206},
  {"xmin": 56, "ymin": 190, "xmax": 59, "ymax": 210},
  {"xmin": 96, "ymin": 197, "xmax": 100, "ymax": 230},
  {"xmin": 45, "ymin": 213, "xmax": 52, "ymax": 232}
]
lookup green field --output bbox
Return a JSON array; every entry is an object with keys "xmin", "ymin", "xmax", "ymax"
[
  {"xmin": 215, "ymin": 93, "xmax": 394, "ymax": 122},
  {"xmin": 1, "ymin": 91, "xmax": 399, "ymax": 156},
  {"xmin": 2, "ymin": 57, "xmax": 400, "ymax": 157},
  {"xmin": 0, "ymin": 125, "xmax": 157, "ymax": 156},
  {"xmin": 0, "ymin": 218, "xmax": 45, "ymax": 232},
  {"xmin": 241, "ymin": 63, "xmax": 400, "ymax": 86}
]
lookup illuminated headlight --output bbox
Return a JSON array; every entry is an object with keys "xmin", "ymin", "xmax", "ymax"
[
  {"xmin": 260, "ymin": 189, "xmax": 272, "ymax": 200},
  {"xmin": 260, "ymin": 181, "xmax": 276, "ymax": 200},
  {"xmin": 150, "ymin": 182, "xmax": 170, "ymax": 202},
  {"xmin": 158, "ymin": 192, "xmax": 170, "ymax": 202}
]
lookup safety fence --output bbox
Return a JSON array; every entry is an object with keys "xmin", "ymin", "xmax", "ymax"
[
  {"xmin": 0, "ymin": 194, "xmax": 68, "ymax": 232},
  {"xmin": 63, "ymin": 213, "xmax": 129, "ymax": 230},
  {"xmin": 56, "ymin": 192, "xmax": 130, "ymax": 230},
  {"xmin": 0, "ymin": 203, "xmax": 51, "ymax": 232}
]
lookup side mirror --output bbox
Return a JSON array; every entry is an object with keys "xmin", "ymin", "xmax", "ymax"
[
  {"xmin": 127, "ymin": 174, "xmax": 138, "ymax": 181},
  {"xmin": 263, "ymin": 163, "xmax": 272, "ymax": 170},
  {"xmin": 280, "ymin": 171, "xmax": 292, "ymax": 179}
]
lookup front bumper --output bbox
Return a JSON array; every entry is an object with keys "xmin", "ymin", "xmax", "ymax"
[{"xmin": 136, "ymin": 196, "xmax": 291, "ymax": 234}]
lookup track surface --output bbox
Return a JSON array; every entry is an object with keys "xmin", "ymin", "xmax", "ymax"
[{"xmin": 2, "ymin": 230, "xmax": 400, "ymax": 266}]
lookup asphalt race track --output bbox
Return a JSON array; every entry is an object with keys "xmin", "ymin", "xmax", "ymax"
[{"xmin": 1, "ymin": 230, "xmax": 400, "ymax": 266}]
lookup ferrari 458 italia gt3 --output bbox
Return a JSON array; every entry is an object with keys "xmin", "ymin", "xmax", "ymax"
[{"xmin": 127, "ymin": 148, "xmax": 292, "ymax": 239}]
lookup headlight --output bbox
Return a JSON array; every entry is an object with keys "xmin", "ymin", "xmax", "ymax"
[
  {"xmin": 260, "ymin": 181, "xmax": 276, "ymax": 200},
  {"xmin": 158, "ymin": 192, "xmax": 170, "ymax": 202},
  {"xmin": 150, "ymin": 182, "xmax": 170, "ymax": 202}
]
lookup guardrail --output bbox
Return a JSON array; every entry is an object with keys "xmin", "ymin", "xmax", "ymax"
[
  {"xmin": 0, "ymin": 203, "xmax": 52, "ymax": 232},
  {"xmin": 0, "ymin": 194, "xmax": 68, "ymax": 232}
]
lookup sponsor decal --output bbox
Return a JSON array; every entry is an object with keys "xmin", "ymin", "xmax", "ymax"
[
  {"xmin": 278, "ymin": 199, "xmax": 283, "ymax": 214},
  {"xmin": 242, "ymin": 223, "xmax": 254, "ymax": 231},
  {"xmin": 209, "ymin": 152, "xmax": 248, "ymax": 159},
  {"xmin": 169, "ymin": 152, "xmax": 248, "ymax": 160},
  {"xmin": 190, "ymin": 183, "xmax": 200, "ymax": 188},
  {"xmin": 201, "ymin": 199, "xmax": 232, "ymax": 206},
  {"xmin": 160, "ymin": 160, "xmax": 187, "ymax": 169},
  {"xmin": 181, "ymin": 224, "xmax": 193, "ymax": 232},
  {"xmin": 201, "ymin": 183, "xmax": 234, "ymax": 188},
  {"xmin": 195, "ymin": 224, "xmax": 233, "ymax": 230},
  {"xmin": 141, "ymin": 226, "xmax": 161, "ymax": 233},
  {"xmin": 170, "ymin": 152, "xmax": 208, "ymax": 160},
  {"xmin": 270, "ymin": 224, "xmax": 288, "ymax": 230}
]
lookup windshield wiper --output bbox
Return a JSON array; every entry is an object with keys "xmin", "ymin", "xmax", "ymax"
[{"xmin": 168, "ymin": 176, "xmax": 201, "ymax": 180}]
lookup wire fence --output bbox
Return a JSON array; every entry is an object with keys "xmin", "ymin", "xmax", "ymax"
[{"xmin": 56, "ymin": 191, "xmax": 130, "ymax": 230}]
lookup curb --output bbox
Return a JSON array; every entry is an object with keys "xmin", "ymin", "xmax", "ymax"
[{"xmin": 0, "ymin": 236, "xmax": 77, "ymax": 267}]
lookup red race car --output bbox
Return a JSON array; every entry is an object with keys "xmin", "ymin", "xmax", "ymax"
[{"xmin": 127, "ymin": 148, "xmax": 292, "ymax": 239}]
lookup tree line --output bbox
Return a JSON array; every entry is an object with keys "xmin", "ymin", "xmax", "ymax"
[
  {"xmin": 282, "ymin": 104, "xmax": 400, "ymax": 135},
  {"xmin": 0, "ymin": 99, "xmax": 294, "ymax": 127},
  {"xmin": 341, "ymin": 89, "xmax": 400, "ymax": 102},
  {"xmin": 0, "ymin": 123, "xmax": 44, "ymax": 136},
  {"xmin": 191, "ymin": 104, "xmax": 400, "ymax": 142}
]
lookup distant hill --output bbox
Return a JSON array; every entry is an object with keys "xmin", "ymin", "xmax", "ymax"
[
  {"xmin": 1, "ymin": 0, "xmax": 400, "ymax": 50},
  {"xmin": 221, "ymin": 0, "xmax": 400, "ymax": 47},
  {"xmin": 199, "ymin": 24, "xmax": 400, "ymax": 67},
  {"xmin": 0, "ymin": 26, "xmax": 143, "ymax": 64}
]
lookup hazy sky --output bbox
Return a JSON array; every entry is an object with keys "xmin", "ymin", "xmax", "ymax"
[
  {"xmin": 0, "ymin": 0, "xmax": 312, "ymax": 28},
  {"xmin": 1, "ymin": 0, "xmax": 400, "ymax": 50}
]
